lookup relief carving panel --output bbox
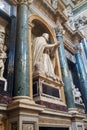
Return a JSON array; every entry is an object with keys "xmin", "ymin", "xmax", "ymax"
[{"xmin": 22, "ymin": 123, "xmax": 34, "ymax": 130}]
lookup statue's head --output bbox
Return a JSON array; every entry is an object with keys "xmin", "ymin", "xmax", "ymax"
[{"xmin": 42, "ymin": 33, "xmax": 49, "ymax": 41}]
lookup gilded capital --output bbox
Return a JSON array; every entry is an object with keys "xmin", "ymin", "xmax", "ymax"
[
  {"xmin": 17, "ymin": 0, "xmax": 33, "ymax": 5},
  {"xmin": 55, "ymin": 23, "xmax": 65, "ymax": 36}
]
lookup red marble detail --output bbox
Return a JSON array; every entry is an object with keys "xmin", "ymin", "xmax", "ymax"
[
  {"xmin": 0, "ymin": 94, "xmax": 12, "ymax": 104},
  {"xmin": 36, "ymin": 100, "xmax": 68, "ymax": 112}
]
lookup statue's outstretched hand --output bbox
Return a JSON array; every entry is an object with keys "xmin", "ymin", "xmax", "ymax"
[{"xmin": 54, "ymin": 41, "xmax": 60, "ymax": 47}]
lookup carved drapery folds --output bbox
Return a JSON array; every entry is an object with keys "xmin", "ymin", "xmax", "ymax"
[
  {"xmin": 0, "ymin": 25, "xmax": 7, "ymax": 92},
  {"xmin": 32, "ymin": 33, "xmax": 60, "ymax": 81},
  {"xmin": 0, "ymin": 25, "xmax": 7, "ymax": 78}
]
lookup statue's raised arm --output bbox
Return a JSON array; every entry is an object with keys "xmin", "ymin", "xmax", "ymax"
[{"xmin": 32, "ymin": 33, "xmax": 60, "ymax": 81}]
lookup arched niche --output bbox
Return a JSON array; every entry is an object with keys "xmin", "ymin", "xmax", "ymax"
[
  {"xmin": 29, "ymin": 15, "xmax": 66, "ymax": 104},
  {"xmin": 29, "ymin": 15, "xmax": 62, "ymax": 95},
  {"xmin": 29, "ymin": 14, "xmax": 57, "ymax": 43}
]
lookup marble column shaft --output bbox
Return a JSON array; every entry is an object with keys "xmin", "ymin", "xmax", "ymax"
[
  {"xmin": 56, "ymin": 35, "xmax": 75, "ymax": 108},
  {"xmin": 14, "ymin": 3, "xmax": 30, "ymax": 96},
  {"xmin": 75, "ymin": 49, "xmax": 87, "ymax": 110},
  {"xmin": 81, "ymin": 38, "xmax": 87, "ymax": 59}
]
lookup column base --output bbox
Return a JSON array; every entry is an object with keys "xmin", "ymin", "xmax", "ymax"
[
  {"xmin": 68, "ymin": 108, "xmax": 78, "ymax": 114},
  {"xmin": 13, "ymin": 96, "xmax": 35, "ymax": 104}
]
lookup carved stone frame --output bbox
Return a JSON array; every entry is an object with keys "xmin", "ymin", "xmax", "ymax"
[{"xmin": 29, "ymin": 14, "xmax": 65, "ymax": 103}]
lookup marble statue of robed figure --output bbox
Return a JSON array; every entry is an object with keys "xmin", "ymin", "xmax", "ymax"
[{"xmin": 32, "ymin": 33, "xmax": 60, "ymax": 81}]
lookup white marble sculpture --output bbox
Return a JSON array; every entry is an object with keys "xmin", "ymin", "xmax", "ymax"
[
  {"xmin": 0, "ymin": 26, "xmax": 7, "ymax": 91},
  {"xmin": 32, "ymin": 33, "xmax": 60, "ymax": 81},
  {"xmin": 0, "ymin": 26, "xmax": 7, "ymax": 78},
  {"xmin": 0, "ymin": 44, "xmax": 7, "ymax": 77},
  {"xmin": 72, "ymin": 85, "xmax": 83, "ymax": 105}
]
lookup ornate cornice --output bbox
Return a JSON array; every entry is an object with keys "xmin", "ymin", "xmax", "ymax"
[
  {"xmin": 64, "ymin": 41, "xmax": 76, "ymax": 55},
  {"xmin": 41, "ymin": 0, "xmax": 68, "ymax": 22},
  {"xmin": 64, "ymin": 23, "xmax": 83, "ymax": 40},
  {"xmin": 56, "ymin": 9, "xmax": 68, "ymax": 22},
  {"xmin": 63, "ymin": 37, "xmax": 76, "ymax": 54}
]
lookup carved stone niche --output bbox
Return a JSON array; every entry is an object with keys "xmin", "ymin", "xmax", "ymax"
[{"xmin": 31, "ymin": 18, "xmax": 67, "ymax": 111}]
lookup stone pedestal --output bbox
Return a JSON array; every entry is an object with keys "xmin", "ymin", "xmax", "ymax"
[
  {"xmin": 7, "ymin": 97, "xmax": 43, "ymax": 130},
  {"xmin": 72, "ymin": 122, "xmax": 84, "ymax": 130},
  {"xmin": 71, "ymin": 113, "xmax": 85, "ymax": 130},
  {"xmin": 33, "ymin": 73, "xmax": 67, "ymax": 111}
]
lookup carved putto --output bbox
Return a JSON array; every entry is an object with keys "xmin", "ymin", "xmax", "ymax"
[
  {"xmin": 32, "ymin": 33, "xmax": 60, "ymax": 81},
  {"xmin": 72, "ymin": 85, "xmax": 84, "ymax": 105}
]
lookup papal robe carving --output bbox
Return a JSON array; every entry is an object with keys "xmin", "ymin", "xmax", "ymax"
[{"xmin": 32, "ymin": 33, "xmax": 59, "ymax": 81}]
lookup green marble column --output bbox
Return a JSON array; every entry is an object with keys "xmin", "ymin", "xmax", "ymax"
[
  {"xmin": 14, "ymin": 1, "xmax": 30, "ymax": 96},
  {"xmin": 55, "ymin": 24, "xmax": 75, "ymax": 109},
  {"xmin": 74, "ymin": 43, "xmax": 87, "ymax": 112}
]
